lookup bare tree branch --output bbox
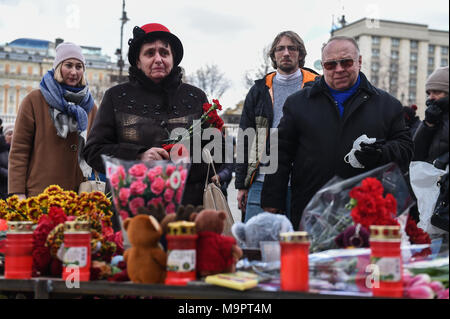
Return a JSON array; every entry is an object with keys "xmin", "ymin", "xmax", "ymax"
[
  {"xmin": 187, "ymin": 64, "xmax": 231, "ymax": 99},
  {"xmin": 243, "ymin": 44, "xmax": 274, "ymax": 89}
]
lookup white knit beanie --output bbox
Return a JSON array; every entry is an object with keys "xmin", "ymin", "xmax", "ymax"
[
  {"xmin": 426, "ymin": 66, "xmax": 449, "ymax": 94},
  {"xmin": 53, "ymin": 42, "xmax": 86, "ymax": 69}
]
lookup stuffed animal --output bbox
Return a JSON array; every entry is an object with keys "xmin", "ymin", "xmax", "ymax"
[
  {"xmin": 231, "ymin": 212, "xmax": 293, "ymax": 249},
  {"xmin": 123, "ymin": 214, "xmax": 166, "ymax": 284},
  {"xmin": 193, "ymin": 209, "xmax": 242, "ymax": 277}
]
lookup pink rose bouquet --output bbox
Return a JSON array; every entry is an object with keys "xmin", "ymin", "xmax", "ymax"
[{"xmin": 103, "ymin": 157, "xmax": 189, "ymax": 220}]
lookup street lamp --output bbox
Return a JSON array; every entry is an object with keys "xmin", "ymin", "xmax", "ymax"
[{"xmin": 117, "ymin": 0, "xmax": 129, "ymax": 80}]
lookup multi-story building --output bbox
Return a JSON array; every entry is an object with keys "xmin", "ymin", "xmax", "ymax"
[
  {"xmin": 0, "ymin": 38, "xmax": 120, "ymax": 124},
  {"xmin": 332, "ymin": 18, "xmax": 449, "ymax": 118}
]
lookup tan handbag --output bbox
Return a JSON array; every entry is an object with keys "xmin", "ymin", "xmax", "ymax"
[
  {"xmin": 78, "ymin": 171, "xmax": 106, "ymax": 194},
  {"xmin": 203, "ymin": 149, "xmax": 235, "ymax": 236}
]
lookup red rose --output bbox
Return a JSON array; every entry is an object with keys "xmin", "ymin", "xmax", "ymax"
[
  {"xmin": 110, "ymin": 172, "xmax": 120, "ymax": 189},
  {"xmin": 164, "ymin": 188, "xmax": 175, "ymax": 203},
  {"xmin": 128, "ymin": 163, "xmax": 147, "ymax": 179},
  {"xmin": 203, "ymin": 102, "xmax": 212, "ymax": 113},
  {"xmin": 166, "ymin": 164, "xmax": 176, "ymax": 176},
  {"xmin": 129, "ymin": 197, "xmax": 145, "ymax": 216},
  {"xmin": 130, "ymin": 180, "xmax": 147, "ymax": 195},
  {"xmin": 212, "ymin": 99, "xmax": 223, "ymax": 111},
  {"xmin": 119, "ymin": 187, "xmax": 131, "ymax": 202},
  {"xmin": 176, "ymin": 187, "xmax": 183, "ymax": 204},
  {"xmin": 151, "ymin": 177, "xmax": 165, "ymax": 195},
  {"xmin": 147, "ymin": 197, "xmax": 163, "ymax": 208}
]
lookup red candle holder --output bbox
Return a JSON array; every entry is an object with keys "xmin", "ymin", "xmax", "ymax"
[
  {"xmin": 165, "ymin": 221, "xmax": 197, "ymax": 286},
  {"xmin": 5, "ymin": 221, "xmax": 34, "ymax": 279},
  {"xmin": 369, "ymin": 225, "xmax": 403, "ymax": 298},
  {"xmin": 280, "ymin": 231, "xmax": 310, "ymax": 292},
  {"xmin": 62, "ymin": 221, "xmax": 91, "ymax": 282}
]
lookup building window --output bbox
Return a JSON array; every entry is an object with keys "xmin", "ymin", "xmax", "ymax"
[
  {"xmin": 372, "ymin": 36, "xmax": 380, "ymax": 45},
  {"xmin": 441, "ymin": 58, "xmax": 448, "ymax": 67},
  {"xmin": 442, "ymin": 46, "xmax": 449, "ymax": 55},
  {"xmin": 371, "ymin": 62, "xmax": 380, "ymax": 72},
  {"xmin": 429, "ymin": 45, "xmax": 435, "ymax": 54},
  {"xmin": 390, "ymin": 77, "xmax": 398, "ymax": 85},
  {"xmin": 410, "ymin": 52, "xmax": 418, "ymax": 62},
  {"xmin": 410, "ymin": 65, "xmax": 417, "ymax": 74},
  {"xmin": 408, "ymin": 91, "xmax": 416, "ymax": 104},
  {"xmin": 391, "ymin": 38, "xmax": 400, "ymax": 47},
  {"xmin": 409, "ymin": 78, "xmax": 417, "ymax": 87},
  {"xmin": 428, "ymin": 68, "xmax": 435, "ymax": 76},
  {"xmin": 390, "ymin": 63, "xmax": 399, "ymax": 72},
  {"xmin": 0, "ymin": 63, "xmax": 4, "ymax": 74},
  {"xmin": 428, "ymin": 57, "xmax": 435, "ymax": 67},
  {"xmin": 391, "ymin": 50, "xmax": 399, "ymax": 60},
  {"xmin": 410, "ymin": 40, "xmax": 419, "ymax": 49},
  {"xmin": 372, "ymin": 49, "xmax": 380, "ymax": 57}
]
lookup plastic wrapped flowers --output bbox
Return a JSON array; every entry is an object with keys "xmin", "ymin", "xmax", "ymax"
[{"xmin": 103, "ymin": 156, "xmax": 189, "ymax": 221}]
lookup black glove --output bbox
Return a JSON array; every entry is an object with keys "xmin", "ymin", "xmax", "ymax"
[
  {"xmin": 425, "ymin": 96, "xmax": 449, "ymax": 126},
  {"xmin": 354, "ymin": 141, "xmax": 384, "ymax": 169}
]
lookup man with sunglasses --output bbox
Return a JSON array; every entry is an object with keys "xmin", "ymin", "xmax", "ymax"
[
  {"xmin": 235, "ymin": 31, "xmax": 319, "ymax": 223},
  {"xmin": 261, "ymin": 36, "xmax": 413, "ymax": 230}
]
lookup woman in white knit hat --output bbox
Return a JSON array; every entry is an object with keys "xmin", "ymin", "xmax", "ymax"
[{"xmin": 8, "ymin": 42, "xmax": 98, "ymax": 199}]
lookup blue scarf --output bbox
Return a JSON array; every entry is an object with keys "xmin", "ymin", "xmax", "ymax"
[
  {"xmin": 327, "ymin": 75, "xmax": 361, "ymax": 117},
  {"xmin": 39, "ymin": 70, "xmax": 94, "ymax": 132}
]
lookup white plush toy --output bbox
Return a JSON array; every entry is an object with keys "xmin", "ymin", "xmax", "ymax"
[{"xmin": 231, "ymin": 212, "xmax": 293, "ymax": 249}]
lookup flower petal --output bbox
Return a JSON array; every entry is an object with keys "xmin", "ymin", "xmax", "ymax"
[{"xmin": 406, "ymin": 285, "xmax": 435, "ymax": 299}]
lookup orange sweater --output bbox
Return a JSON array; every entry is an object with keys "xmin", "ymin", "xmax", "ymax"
[{"xmin": 8, "ymin": 89, "xmax": 97, "ymax": 196}]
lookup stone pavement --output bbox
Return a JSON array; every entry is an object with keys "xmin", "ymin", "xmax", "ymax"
[{"xmin": 227, "ymin": 176, "xmax": 242, "ymax": 223}]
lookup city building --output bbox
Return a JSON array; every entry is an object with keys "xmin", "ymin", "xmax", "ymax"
[
  {"xmin": 332, "ymin": 17, "xmax": 449, "ymax": 118},
  {"xmin": 0, "ymin": 38, "xmax": 121, "ymax": 124}
]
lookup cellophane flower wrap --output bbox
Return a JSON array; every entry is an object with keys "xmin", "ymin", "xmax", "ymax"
[
  {"xmin": 300, "ymin": 163, "xmax": 415, "ymax": 253},
  {"xmin": 103, "ymin": 156, "xmax": 189, "ymax": 221}
]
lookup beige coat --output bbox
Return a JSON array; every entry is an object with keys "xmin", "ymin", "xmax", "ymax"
[{"xmin": 8, "ymin": 89, "xmax": 97, "ymax": 197}]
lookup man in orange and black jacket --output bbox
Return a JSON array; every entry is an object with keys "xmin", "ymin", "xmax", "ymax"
[{"xmin": 235, "ymin": 30, "xmax": 319, "ymax": 223}]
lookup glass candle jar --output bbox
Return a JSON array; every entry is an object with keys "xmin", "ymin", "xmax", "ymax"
[
  {"xmin": 5, "ymin": 221, "xmax": 34, "ymax": 279},
  {"xmin": 62, "ymin": 221, "xmax": 91, "ymax": 282},
  {"xmin": 165, "ymin": 221, "xmax": 197, "ymax": 286},
  {"xmin": 280, "ymin": 231, "xmax": 309, "ymax": 292},
  {"xmin": 369, "ymin": 225, "xmax": 403, "ymax": 298}
]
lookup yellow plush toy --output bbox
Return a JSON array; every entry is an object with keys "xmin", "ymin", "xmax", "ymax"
[{"xmin": 123, "ymin": 214, "xmax": 166, "ymax": 284}]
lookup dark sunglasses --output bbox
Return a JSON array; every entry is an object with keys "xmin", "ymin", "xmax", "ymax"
[{"xmin": 322, "ymin": 58, "xmax": 356, "ymax": 70}]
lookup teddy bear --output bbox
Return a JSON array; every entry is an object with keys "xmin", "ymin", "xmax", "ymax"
[
  {"xmin": 231, "ymin": 212, "xmax": 293, "ymax": 249},
  {"xmin": 193, "ymin": 209, "xmax": 243, "ymax": 277},
  {"xmin": 123, "ymin": 214, "xmax": 167, "ymax": 284}
]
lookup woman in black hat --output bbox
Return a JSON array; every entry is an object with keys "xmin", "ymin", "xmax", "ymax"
[{"xmin": 83, "ymin": 23, "xmax": 217, "ymax": 206}]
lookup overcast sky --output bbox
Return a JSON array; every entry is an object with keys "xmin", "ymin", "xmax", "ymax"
[{"xmin": 0, "ymin": 0, "xmax": 449, "ymax": 109}]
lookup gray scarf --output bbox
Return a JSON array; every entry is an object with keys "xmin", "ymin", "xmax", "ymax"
[{"xmin": 48, "ymin": 86, "xmax": 92, "ymax": 178}]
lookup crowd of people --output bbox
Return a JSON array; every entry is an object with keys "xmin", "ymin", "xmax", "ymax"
[{"xmin": 1, "ymin": 23, "xmax": 448, "ymax": 237}]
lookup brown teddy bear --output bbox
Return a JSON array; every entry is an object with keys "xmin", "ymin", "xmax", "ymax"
[
  {"xmin": 123, "ymin": 214, "xmax": 166, "ymax": 284},
  {"xmin": 193, "ymin": 209, "xmax": 243, "ymax": 277}
]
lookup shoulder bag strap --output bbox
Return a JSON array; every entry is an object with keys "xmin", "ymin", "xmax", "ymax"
[{"xmin": 203, "ymin": 148, "xmax": 220, "ymax": 188}]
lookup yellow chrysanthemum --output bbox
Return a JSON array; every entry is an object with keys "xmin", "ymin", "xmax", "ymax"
[
  {"xmin": 6, "ymin": 195, "xmax": 20, "ymax": 208},
  {"xmin": 26, "ymin": 197, "xmax": 40, "ymax": 210},
  {"xmin": 43, "ymin": 185, "xmax": 64, "ymax": 196},
  {"xmin": 37, "ymin": 194, "xmax": 50, "ymax": 207}
]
